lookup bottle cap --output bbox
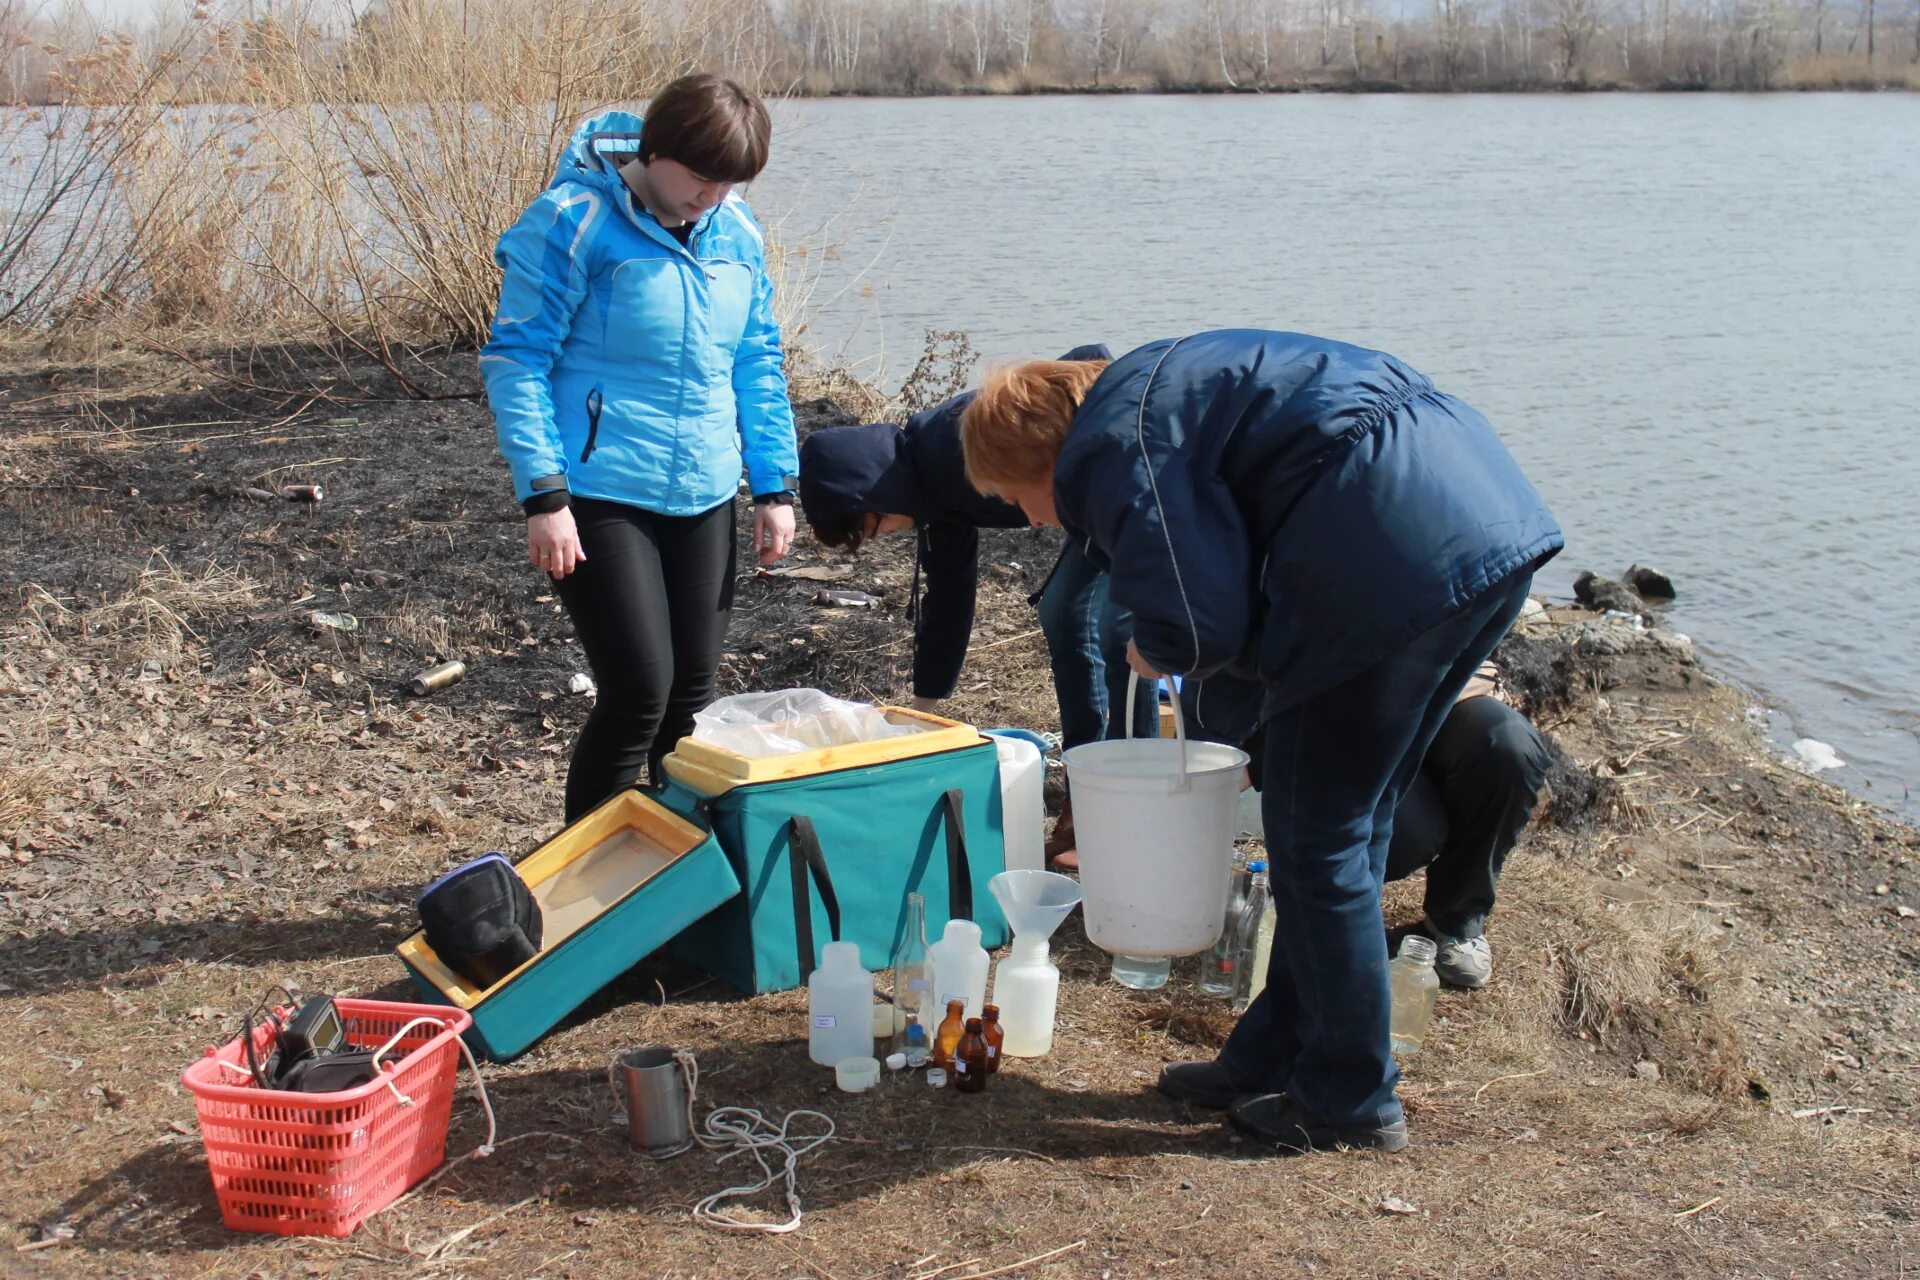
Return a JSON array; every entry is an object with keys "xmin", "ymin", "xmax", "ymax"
[
  {"xmin": 885, "ymin": 1052, "xmax": 907, "ymax": 1071},
  {"xmin": 820, "ymin": 940, "xmax": 863, "ymax": 970},
  {"xmin": 926, "ymin": 1067, "xmax": 948, "ymax": 1087},
  {"xmin": 1248, "ymin": 859, "xmax": 1268, "ymax": 873}
]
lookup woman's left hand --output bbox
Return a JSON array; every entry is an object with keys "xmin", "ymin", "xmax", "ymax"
[
  {"xmin": 1125, "ymin": 638, "xmax": 1163, "ymax": 680},
  {"xmin": 754, "ymin": 501, "xmax": 796, "ymax": 564}
]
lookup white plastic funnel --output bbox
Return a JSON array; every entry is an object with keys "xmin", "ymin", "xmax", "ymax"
[
  {"xmin": 988, "ymin": 869, "xmax": 1082, "ymax": 944},
  {"xmin": 1065, "ymin": 673, "xmax": 1249, "ymax": 958}
]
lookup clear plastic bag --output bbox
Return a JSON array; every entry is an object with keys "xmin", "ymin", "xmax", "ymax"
[{"xmin": 692, "ymin": 689, "xmax": 930, "ymax": 758}]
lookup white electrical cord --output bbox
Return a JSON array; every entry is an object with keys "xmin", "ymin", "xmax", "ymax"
[{"xmin": 609, "ymin": 1047, "xmax": 835, "ymax": 1235}]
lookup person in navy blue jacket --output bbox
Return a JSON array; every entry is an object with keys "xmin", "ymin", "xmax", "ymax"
[
  {"xmin": 482, "ymin": 75, "xmax": 799, "ymax": 821},
  {"xmin": 961, "ymin": 329, "xmax": 1563, "ymax": 1155},
  {"xmin": 798, "ymin": 346, "xmax": 1156, "ymax": 866}
]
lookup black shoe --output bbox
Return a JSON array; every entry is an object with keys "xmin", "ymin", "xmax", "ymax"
[
  {"xmin": 1228, "ymin": 1094, "xmax": 1408, "ymax": 1154},
  {"xmin": 1156, "ymin": 1059, "xmax": 1265, "ymax": 1111}
]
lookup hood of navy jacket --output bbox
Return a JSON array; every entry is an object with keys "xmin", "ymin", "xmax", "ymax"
[{"xmin": 799, "ymin": 344, "xmax": 1111, "ymax": 530}]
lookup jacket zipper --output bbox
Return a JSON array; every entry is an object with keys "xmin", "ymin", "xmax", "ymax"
[{"xmin": 580, "ymin": 385, "xmax": 604, "ymax": 464}]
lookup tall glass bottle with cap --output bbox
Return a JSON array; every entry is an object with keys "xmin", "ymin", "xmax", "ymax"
[{"xmin": 890, "ymin": 892, "xmax": 933, "ymax": 1050}]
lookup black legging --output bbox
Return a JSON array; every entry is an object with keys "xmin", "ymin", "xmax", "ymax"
[{"xmin": 552, "ymin": 496, "xmax": 736, "ymax": 820}]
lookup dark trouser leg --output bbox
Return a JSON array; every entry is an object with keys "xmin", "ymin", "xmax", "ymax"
[
  {"xmin": 1097, "ymin": 576, "xmax": 1159, "ymax": 741},
  {"xmin": 554, "ymin": 498, "xmax": 734, "ymax": 822},
  {"xmin": 1384, "ymin": 773, "xmax": 1448, "ymax": 884},
  {"xmin": 1221, "ymin": 574, "xmax": 1533, "ymax": 1128},
  {"xmin": 645, "ymin": 498, "xmax": 737, "ymax": 787},
  {"xmin": 1415, "ymin": 696, "xmax": 1550, "ymax": 940},
  {"xmin": 1037, "ymin": 540, "xmax": 1110, "ymax": 752}
]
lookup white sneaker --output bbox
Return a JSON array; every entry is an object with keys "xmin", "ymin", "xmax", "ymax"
[{"xmin": 1432, "ymin": 934, "xmax": 1492, "ymax": 989}]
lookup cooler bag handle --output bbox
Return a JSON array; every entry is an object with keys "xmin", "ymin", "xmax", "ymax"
[
  {"xmin": 941, "ymin": 788, "xmax": 974, "ymax": 921},
  {"xmin": 788, "ymin": 814, "xmax": 843, "ymax": 976}
]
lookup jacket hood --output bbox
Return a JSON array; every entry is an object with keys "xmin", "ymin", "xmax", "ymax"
[
  {"xmin": 799, "ymin": 422, "xmax": 925, "ymax": 526},
  {"xmin": 550, "ymin": 110, "xmax": 647, "ymax": 191}
]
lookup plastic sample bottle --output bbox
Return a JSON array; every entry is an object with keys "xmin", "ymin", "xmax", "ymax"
[
  {"xmin": 890, "ymin": 892, "xmax": 933, "ymax": 1048},
  {"xmin": 928, "ymin": 919, "xmax": 990, "ymax": 1020},
  {"xmin": 932, "ymin": 998, "xmax": 966, "ymax": 1070},
  {"xmin": 980, "ymin": 1004, "xmax": 1005, "ymax": 1074},
  {"xmin": 1389, "ymin": 934, "xmax": 1440, "ymax": 1056},
  {"xmin": 808, "ymin": 941, "xmax": 875, "ymax": 1067},
  {"xmin": 953, "ymin": 1018, "xmax": 989, "ymax": 1093},
  {"xmin": 1230, "ymin": 861, "xmax": 1275, "ymax": 1015}
]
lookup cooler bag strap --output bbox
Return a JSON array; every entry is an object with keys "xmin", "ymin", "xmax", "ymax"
[
  {"xmin": 941, "ymin": 788, "xmax": 974, "ymax": 921},
  {"xmin": 788, "ymin": 814, "xmax": 842, "ymax": 976}
]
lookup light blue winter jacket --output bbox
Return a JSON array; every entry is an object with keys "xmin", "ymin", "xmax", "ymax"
[{"xmin": 481, "ymin": 110, "xmax": 798, "ymax": 515}]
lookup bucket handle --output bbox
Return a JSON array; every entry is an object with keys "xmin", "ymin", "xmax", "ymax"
[{"xmin": 1123, "ymin": 671, "xmax": 1190, "ymax": 792}]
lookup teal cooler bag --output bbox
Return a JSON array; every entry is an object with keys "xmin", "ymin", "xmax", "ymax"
[{"xmin": 663, "ymin": 738, "xmax": 1008, "ymax": 994}]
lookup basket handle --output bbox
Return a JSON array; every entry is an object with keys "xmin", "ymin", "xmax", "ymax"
[{"xmin": 1124, "ymin": 670, "xmax": 1190, "ymax": 792}]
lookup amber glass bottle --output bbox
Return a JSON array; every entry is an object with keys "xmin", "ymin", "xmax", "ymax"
[
  {"xmin": 933, "ymin": 998, "xmax": 966, "ymax": 1069},
  {"xmin": 954, "ymin": 1018, "xmax": 989, "ymax": 1093},
  {"xmin": 980, "ymin": 1004, "xmax": 1005, "ymax": 1074}
]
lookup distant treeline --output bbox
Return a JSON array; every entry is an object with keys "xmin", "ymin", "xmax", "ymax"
[{"xmin": 2, "ymin": 0, "xmax": 1916, "ymax": 104}]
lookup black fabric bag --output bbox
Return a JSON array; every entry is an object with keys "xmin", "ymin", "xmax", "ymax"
[{"xmin": 416, "ymin": 852, "xmax": 543, "ymax": 989}]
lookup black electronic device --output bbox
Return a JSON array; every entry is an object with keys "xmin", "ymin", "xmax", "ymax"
[
  {"xmin": 279, "ymin": 994, "xmax": 346, "ymax": 1065},
  {"xmin": 239, "ymin": 989, "xmax": 372, "ymax": 1093}
]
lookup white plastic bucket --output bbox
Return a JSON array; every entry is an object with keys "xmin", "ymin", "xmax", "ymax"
[{"xmin": 1064, "ymin": 674, "xmax": 1250, "ymax": 959}]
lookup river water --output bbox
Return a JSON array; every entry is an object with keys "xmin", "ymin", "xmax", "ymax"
[{"xmin": 752, "ymin": 93, "xmax": 1920, "ymax": 818}]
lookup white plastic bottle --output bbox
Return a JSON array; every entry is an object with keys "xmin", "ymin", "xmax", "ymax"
[
  {"xmin": 987, "ymin": 935, "xmax": 1059, "ymax": 1057},
  {"xmin": 927, "ymin": 919, "xmax": 990, "ymax": 1021},
  {"xmin": 989, "ymin": 733, "xmax": 1046, "ymax": 874},
  {"xmin": 808, "ymin": 941, "xmax": 874, "ymax": 1067}
]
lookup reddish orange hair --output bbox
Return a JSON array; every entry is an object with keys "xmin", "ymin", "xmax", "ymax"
[{"xmin": 960, "ymin": 358, "xmax": 1109, "ymax": 497}]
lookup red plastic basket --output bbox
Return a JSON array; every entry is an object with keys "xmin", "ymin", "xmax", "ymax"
[{"xmin": 181, "ymin": 997, "xmax": 473, "ymax": 1238}]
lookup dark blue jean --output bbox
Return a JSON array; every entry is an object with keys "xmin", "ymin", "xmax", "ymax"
[
  {"xmin": 1221, "ymin": 573, "xmax": 1534, "ymax": 1129},
  {"xmin": 1036, "ymin": 540, "xmax": 1158, "ymax": 751}
]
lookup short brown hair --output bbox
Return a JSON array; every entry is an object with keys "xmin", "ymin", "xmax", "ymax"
[
  {"xmin": 961, "ymin": 358, "xmax": 1109, "ymax": 497},
  {"xmin": 643, "ymin": 73, "xmax": 771, "ymax": 183}
]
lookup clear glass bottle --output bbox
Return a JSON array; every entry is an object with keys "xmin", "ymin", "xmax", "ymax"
[
  {"xmin": 890, "ymin": 892, "xmax": 932, "ymax": 1051},
  {"xmin": 1199, "ymin": 847, "xmax": 1252, "ymax": 998},
  {"xmin": 1229, "ymin": 861, "xmax": 1274, "ymax": 1015},
  {"xmin": 1389, "ymin": 934, "xmax": 1440, "ymax": 1056}
]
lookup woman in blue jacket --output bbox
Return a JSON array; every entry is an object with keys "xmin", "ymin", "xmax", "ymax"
[
  {"xmin": 482, "ymin": 74, "xmax": 799, "ymax": 821},
  {"xmin": 961, "ymin": 330, "xmax": 1562, "ymax": 1155}
]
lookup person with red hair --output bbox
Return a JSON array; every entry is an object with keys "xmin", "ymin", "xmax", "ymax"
[{"xmin": 961, "ymin": 329, "xmax": 1562, "ymax": 1155}]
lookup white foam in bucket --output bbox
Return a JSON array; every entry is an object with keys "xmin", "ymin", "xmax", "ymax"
[{"xmin": 1065, "ymin": 674, "xmax": 1250, "ymax": 959}]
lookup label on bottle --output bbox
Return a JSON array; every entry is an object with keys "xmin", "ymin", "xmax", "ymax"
[
  {"xmin": 986, "ymin": 1047, "xmax": 998, "ymax": 1060},
  {"xmin": 954, "ymin": 1060, "xmax": 968, "ymax": 1075},
  {"xmin": 812, "ymin": 1015, "xmax": 837, "ymax": 1029},
  {"xmin": 907, "ymin": 978, "xmax": 931, "ymax": 992}
]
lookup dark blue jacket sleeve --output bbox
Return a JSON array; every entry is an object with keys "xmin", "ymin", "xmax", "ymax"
[
  {"xmin": 912, "ymin": 519, "xmax": 979, "ymax": 699},
  {"xmin": 1065, "ymin": 435, "xmax": 1253, "ymax": 680}
]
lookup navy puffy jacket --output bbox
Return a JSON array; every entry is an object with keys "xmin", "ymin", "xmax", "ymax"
[{"xmin": 1053, "ymin": 330, "xmax": 1563, "ymax": 721}]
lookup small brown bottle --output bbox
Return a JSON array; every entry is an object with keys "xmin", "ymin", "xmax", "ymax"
[
  {"xmin": 953, "ymin": 1017, "xmax": 989, "ymax": 1093},
  {"xmin": 980, "ymin": 1004, "xmax": 1005, "ymax": 1075},
  {"xmin": 933, "ymin": 998, "xmax": 966, "ymax": 1069}
]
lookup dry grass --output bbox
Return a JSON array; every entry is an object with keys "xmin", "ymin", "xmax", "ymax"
[{"xmin": 20, "ymin": 554, "xmax": 262, "ymax": 664}]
